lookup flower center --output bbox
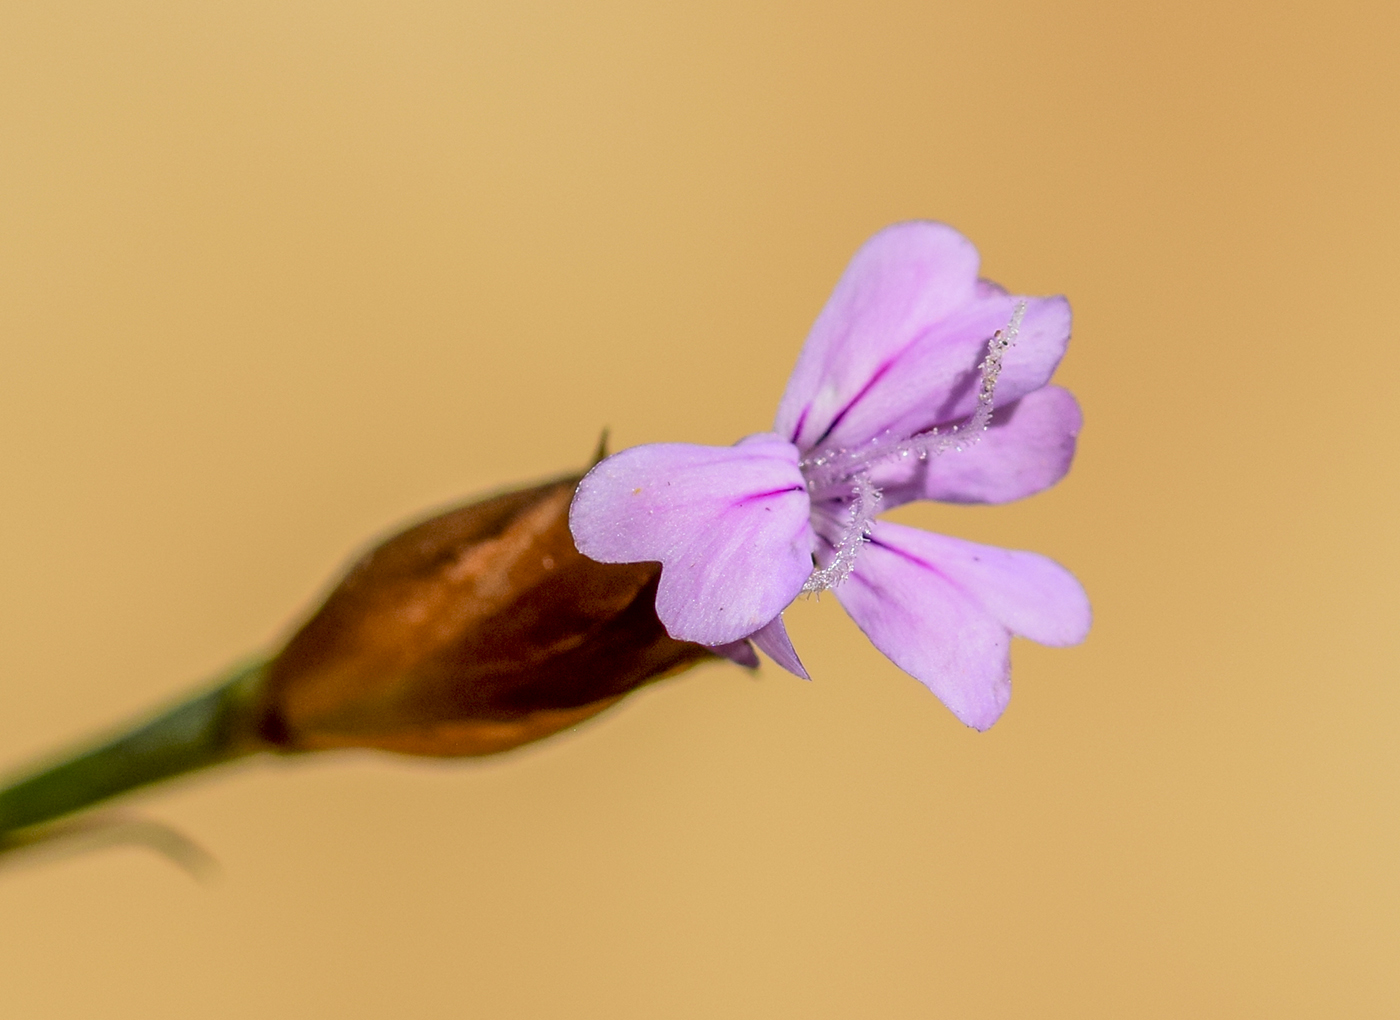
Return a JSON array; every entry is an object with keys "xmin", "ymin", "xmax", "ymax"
[{"xmin": 797, "ymin": 301, "xmax": 1026, "ymax": 593}]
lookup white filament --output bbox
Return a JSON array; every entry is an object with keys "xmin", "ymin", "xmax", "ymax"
[{"xmin": 801, "ymin": 472, "xmax": 882, "ymax": 592}]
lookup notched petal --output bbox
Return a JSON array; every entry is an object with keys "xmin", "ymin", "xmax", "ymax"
[
  {"xmin": 834, "ymin": 520, "xmax": 1088, "ymax": 729},
  {"xmin": 810, "ymin": 293, "xmax": 1072, "ymax": 451},
  {"xmin": 569, "ymin": 436, "xmax": 814, "ymax": 646},
  {"xmin": 774, "ymin": 221, "xmax": 982, "ymax": 450},
  {"xmin": 835, "ymin": 527, "xmax": 1013, "ymax": 730},
  {"xmin": 868, "ymin": 524, "xmax": 1091, "ymax": 647}
]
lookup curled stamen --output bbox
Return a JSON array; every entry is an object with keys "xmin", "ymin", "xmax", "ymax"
[
  {"xmin": 800, "ymin": 300, "xmax": 1026, "ymax": 489},
  {"xmin": 802, "ymin": 472, "xmax": 881, "ymax": 592}
]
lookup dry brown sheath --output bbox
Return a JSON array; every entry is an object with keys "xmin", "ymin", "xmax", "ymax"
[{"xmin": 259, "ymin": 472, "xmax": 715, "ymax": 756}]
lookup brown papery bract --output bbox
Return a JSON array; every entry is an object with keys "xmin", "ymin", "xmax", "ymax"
[{"xmin": 258, "ymin": 475, "xmax": 716, "ymax": 757}]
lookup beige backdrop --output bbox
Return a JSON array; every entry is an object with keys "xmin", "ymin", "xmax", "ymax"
[{"xmin": 0, "ymin": 1, "xmax": 1396, "ymax": 1016}]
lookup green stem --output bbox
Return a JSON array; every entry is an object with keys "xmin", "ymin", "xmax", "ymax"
[{"xmin": 0, "ymin": 660, "xmax": 273, "ymax": 839}]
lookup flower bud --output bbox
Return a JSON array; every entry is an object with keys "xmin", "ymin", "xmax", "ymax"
[{"xmin": 255, "ymin": 473, "xmax": 715, "ymax": 757}]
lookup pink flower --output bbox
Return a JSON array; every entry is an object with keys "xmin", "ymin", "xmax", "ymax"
[{"xmin": 569, "ymin": 222, "xmax": 1089, "ymax": 729}]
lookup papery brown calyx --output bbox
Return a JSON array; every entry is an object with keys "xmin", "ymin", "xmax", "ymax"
[{"xmin": 254, "ymin": 473, "xmax": 716, "ymax": 757}]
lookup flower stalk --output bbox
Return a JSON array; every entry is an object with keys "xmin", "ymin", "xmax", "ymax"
[{"xmin": 0, "ymin": 661, "xmax": 273, "ymax": 840}]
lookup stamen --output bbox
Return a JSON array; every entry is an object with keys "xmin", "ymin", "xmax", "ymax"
[
  {"xmin": 801, "ymin": 472, "xmax": 881, "ymax": 592},
  {"xmin": 885, "ymin": 297, "xmax": 1024, "ymax": 463}
]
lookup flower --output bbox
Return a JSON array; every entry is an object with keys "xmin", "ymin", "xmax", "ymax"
[{"xmin": 569, "ymin": 222, "xmax": 1090, "ymax": 729}]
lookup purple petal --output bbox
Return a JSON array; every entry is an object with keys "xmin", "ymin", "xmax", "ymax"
[
  {"xmin": 708, "ymin": 639, "xmax": 760, "ymax": 668},
  {"xmin": 569, "ymin": 434, "xmax": 814, "ymax": 646},
  {"xmin": 774, "ymin": 222, "xmax": 981, "ymax": 450},
  {"xmin": 749, "ymin": 614, "xmax": 810, "ymax": 679},
  {"xmin": 834, "ymin": 522, "xmax": 1090, "ymax": 729},
  {"xmin": 878, "ymin": 523, "xmax": 1091, "ymax": 646},
  {"xmin": 772, "ymin": 223, "xmax": 1072, "ymax": 455},
  {"xmin": 873, "ymin": 386, "xmax": 1083, "ymax": 509},
  {"xmin": 807, "ymin": 291, "xmax": 1071, "ymax": 454}
]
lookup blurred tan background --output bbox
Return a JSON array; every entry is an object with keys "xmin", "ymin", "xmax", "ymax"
[{"xmin": 0, "ymin": 0, "xmax": 1395, "ymax": 1016}]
